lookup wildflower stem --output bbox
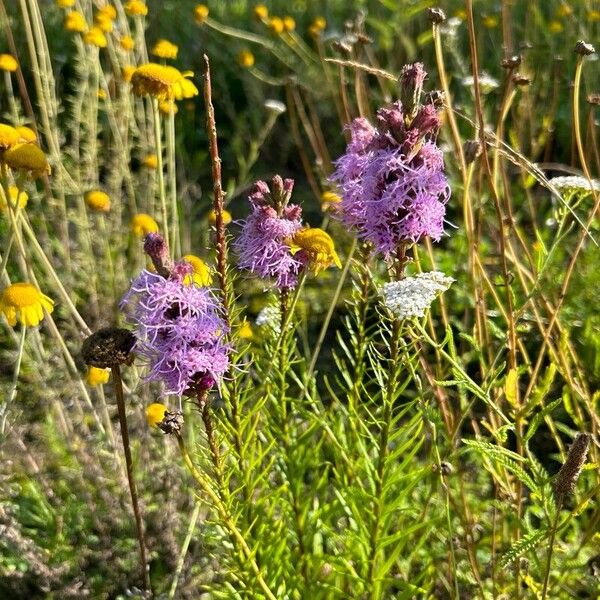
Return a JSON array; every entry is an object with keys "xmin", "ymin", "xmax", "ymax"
[
  {"xmin": 198, "ymin": 391, "xmax": 223, "ymax": 487},
  {"xmin": 202, "ymin": 54, "xmax": 232, "ymax": 325},
  {"xmin": 152, "ymin": 98, "xmax": 170, "ymax": 252},
  {"xmin": 307, "ymin": 237, "xmax": 357, "ymax": 377},
  {"xmin": 175, "ymin": 433, "xmax": 277, "ymax": 600},
  {"xmin": 0, "ymin": 325, "xmax": 26, "ymax": 436},
  {"xmin": 111, "ymin": 364, "xmax": 150, "ymax": 592},
  {"xmin": 168, "ymin": 500, "xmax": 201, "ymax": 600},
  {"xmin": 541, "ymin": 500, "xmax": 562, "ymax": 600}
]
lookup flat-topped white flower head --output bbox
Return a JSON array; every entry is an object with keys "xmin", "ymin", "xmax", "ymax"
[{"xmin": 382, "ymin": 271, "xmax": 454, "ymax": 319}]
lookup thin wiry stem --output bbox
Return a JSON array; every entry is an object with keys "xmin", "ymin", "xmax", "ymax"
[{"xmin": 112, "ymin": 364, "xmax": 150, "ymax": 592}]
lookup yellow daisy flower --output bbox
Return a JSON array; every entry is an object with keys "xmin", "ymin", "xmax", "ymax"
[
  {"xmin": 182, "ymin": 254, "xmax": 212, "ymax": 286},
  {"xmin": 85, "ymin": 190, "xmax": 111, "ymax": 212},
  {"xmin": 238, "ymin": 50, "xmax": 255, "ymax": 68},
  {"xmin": 16, "ymin": 126, "xmax": 37, "ymax": 143},
  {"xmin": 288, "ymin": 228, "xmax": 341, "ymax": 273},
  {"xmin": 194, "ymin": 4, "xmax": 209, "ymax": 24},
  {"xmin": 253, "ymin": 4, "xmax": 268, "ymax": 21},
  {"xmin": 142, "ymin": 154, "xmax": 158, "ymax": 169},
  {"xmin": 308, "ymin": 16, "xmax": 326, "ymax": 38},
  {"xmin": 131, "ymin": 63, "xmax": 197, "ymax": 101},
  {"xmin": 0, "ymin": 185, "xmax": 28, "ymax": 211},
  {"xmin": 131, "ymin": 213, "xmax": 159, "ymax": 237},
  {"xmin": 64, "ymin": 11, "xmax": 87, "ymax": 33},
  {"xmin": 86, "ymin": 366, "xmax": 110, "ymax": 386},
  {"xmin": 282, "ymin": 16, "xmax": 296, "ymax": 32},
  {"xmin": 268, "ymin": 16, "xmax": 284, "ymax": 34},
  {"xmin": 0, "ymin": 54, "xmax": 18, "ymax": 72},
  {"xmin": 208, "ymin": 209, "xmax": 231, "ymax": 225},
  {"xmin": 0, "ymin": 282, "xmax": 54, "ymax": 327},
  {"xmin": 0, "ymin": 124, "xmax": 20, "ymax": 150},
  {"xmin": 84, "ymin": 27, "xmax": 108, "ymax": 48},
  {"xmin": 4, "ymin": 143, "xmax": 50, "ymax": 178},
  {"xmin": 125, "ymin": 0, "xmax": 148, "ymax": 16},
  {"xmin": 56, "ymin": 0, "xmax": 76, "ymax": 7},
  {"xmin": 95, "ymin": 13, "xmax": 114, "ymax": 32},
  {"xmin": 152, "ymin": 39, "xmax": 178, "ymax": 60},
  {"xmin": 119, "ymin": 35, "xmax": 135, "ymax": 51},
  {"xmin": 97, "ymin": 5, "xmax": 117, "ymax": 20},
  {"xmin": 146, "ymin": 402, "xmax": 168, "ymax": 427}
]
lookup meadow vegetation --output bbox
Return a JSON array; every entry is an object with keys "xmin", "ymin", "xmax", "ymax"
[{"xmin": 0, "ymin": 1, "xmax": 599, "ymax": 598}]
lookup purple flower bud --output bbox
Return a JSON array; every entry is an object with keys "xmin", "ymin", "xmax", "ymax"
[
  {"xmin": 144, "ymin": 232, "xmax": 171, "ymax": 278},
  {"xmin": 411, "ymin": 104, "xmax": 441, "ymax": 138},
  {"xmin": 171, "ymin": 261, "xmax": 193, "ymax": 281},
  {"xmin": 400, "ymin": 62, "xmax": 427, "ymax": 117}
]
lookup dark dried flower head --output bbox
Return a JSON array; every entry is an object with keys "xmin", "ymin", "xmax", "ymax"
[
  {"xmin": 463, "ymin": 139, "xmax": 482, "ymax": 165},
  {"xmin": 575, "ymin": 40, "xmax": 596, "ymax": 56},
  {"xmin": 144, "ymin": 232, "xmax": 171, "ymax": 277},
  {"xmin": 158, "ymin": 410, "xmax": 184, "ymax": 435},
  {"xmin": 424, "ymin": 90, "xmax": 445, "ymax": 108},
  {"xmin": 553, "ymin": 433, "xmax": 591, "ymax": 501},
  {"xmin": 501, "ymin": 55, "xmax": 522, "ymax": 69},
  {"xmin": 428, "ymin": 7, "xmax": 446, "ymax": 24},
  {"xmin": 81, "ymin": 327, "xmax": 136, "ymax": 368},
  {"xmin": 400, "ymin": 62, "xmax": 427, "ymax": 117},
  {"xmin": 512, "ymin": 73, "xmax": 531, "ymax": 86}
]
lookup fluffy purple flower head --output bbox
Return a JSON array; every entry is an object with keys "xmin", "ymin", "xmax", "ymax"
[
  {"xmin": 120, "ymin": 266, "xmax": 230, "ymax": 397},
  {"xmin": 331, "ymin": 64, "xmax": 449, "ymax": 257},
  {"xmin": 233, "ymin": 178, "xmax": 304, "ymax": 289}
]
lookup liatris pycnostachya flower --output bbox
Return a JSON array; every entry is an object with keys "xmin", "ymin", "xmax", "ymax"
[
  {"xmin": 233, "ymin": 176, "xmax": 305, "ymax": 289},
  {"xmin": 331, "ymin": 63, "xmax": 450, "ymax": 258},
  {"xmin": 121, "ymin": 260, "xmax": 230, "ymax": 397}
]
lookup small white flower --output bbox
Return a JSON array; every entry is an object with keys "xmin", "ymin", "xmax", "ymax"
[
  {"xmin": 549, "ymin": 175, "xmax": 600, "ymax": 194},
  {"xmin": 255, "ymin": 303, "xmax": 281, "ymax": 334},
  {"xmin": 381, "ymin": 271, "xmax": 454, "ymax": 319}
]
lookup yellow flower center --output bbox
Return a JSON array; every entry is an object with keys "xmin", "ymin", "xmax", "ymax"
[
  {"xmin": 208, "ymin": 209, "xmax": 232, "ymax": 225},
  {"xmin": 64, "ymin": 11, "xmax": 87, "ymax": 33},
  {"xmin": 253, "ymin": 4, "xmax": 268, "ymax": 21},
  {"xmin": 86, "ymin": 366, "xmax": 110, "ymax": 386},
  {"xmin": 125, "ymin": 0, "xmax": 148, "ymax": 16},
  {"xmin": 0, "ymin": 282, "xmax": 54, "ymax": 327},
  {"xmin": 288, "ymin": 228, "xmax": 342, "ymax": 273},
  {"xmin": 84, "ymin": 26, "xmax": 108, "ymax": 47},
  {"xmin": 194, "ymin": 4, "xmax": 209, "ymax": 24},
  {"xmin": 152, "ymin": 39, "xmax": 178, "ymax": 60},
  {"xmin": 0, "ymin": 54, "xmax": 18, "ymax": 72},
  {"xmin": 4, "ymin": 143, "xmax": 50, "ymax": 178},
  {"xmin": 131, "ymin": 213, "xmax": 159, "ymax": 237},
  {"xmin": 143, "ymin": 154, "xmax": 158, "ymax": 169},
  {"xmin": 85, "ymin": 190, "xmax": 111, "ymax": 212},
  {"xmin": 238, "ymin": 50, "xmax": 255, "ymax": 69},
  {"xmin": 120, "ymin": 35, "xmax": 135, "ymax": 51},
  {"xmin": 146, "ymin": 403, "xmax": 168, "ymax": 427}
]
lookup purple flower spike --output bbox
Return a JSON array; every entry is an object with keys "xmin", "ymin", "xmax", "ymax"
[
  {"xmin": 233, "ymin": 178, "xmax": 304, "ymax": 289},
  {"xmin": 331, "ymin": 64, "xmax": 450, "ymax": 258},
  {"xmin": 120, "ymin": 269, "xmax": 230, "ymax": 397}
]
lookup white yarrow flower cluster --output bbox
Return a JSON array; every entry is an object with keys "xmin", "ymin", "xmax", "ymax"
[
  {"xmin": 549, "ymin": 176, "xmax": 600, "ymax": 194},
  {"xmin": 255, "ymin": 303, "xmax": 281, "ymax": 335},
  {"xmin": 382, "ymin": 271, "xmax": 454, "ymax": 319}
]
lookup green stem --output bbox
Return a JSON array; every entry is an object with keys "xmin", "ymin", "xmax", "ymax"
[{"xmin": 175, "ymin": 433, "xmax": 277, "ymax": 600}]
